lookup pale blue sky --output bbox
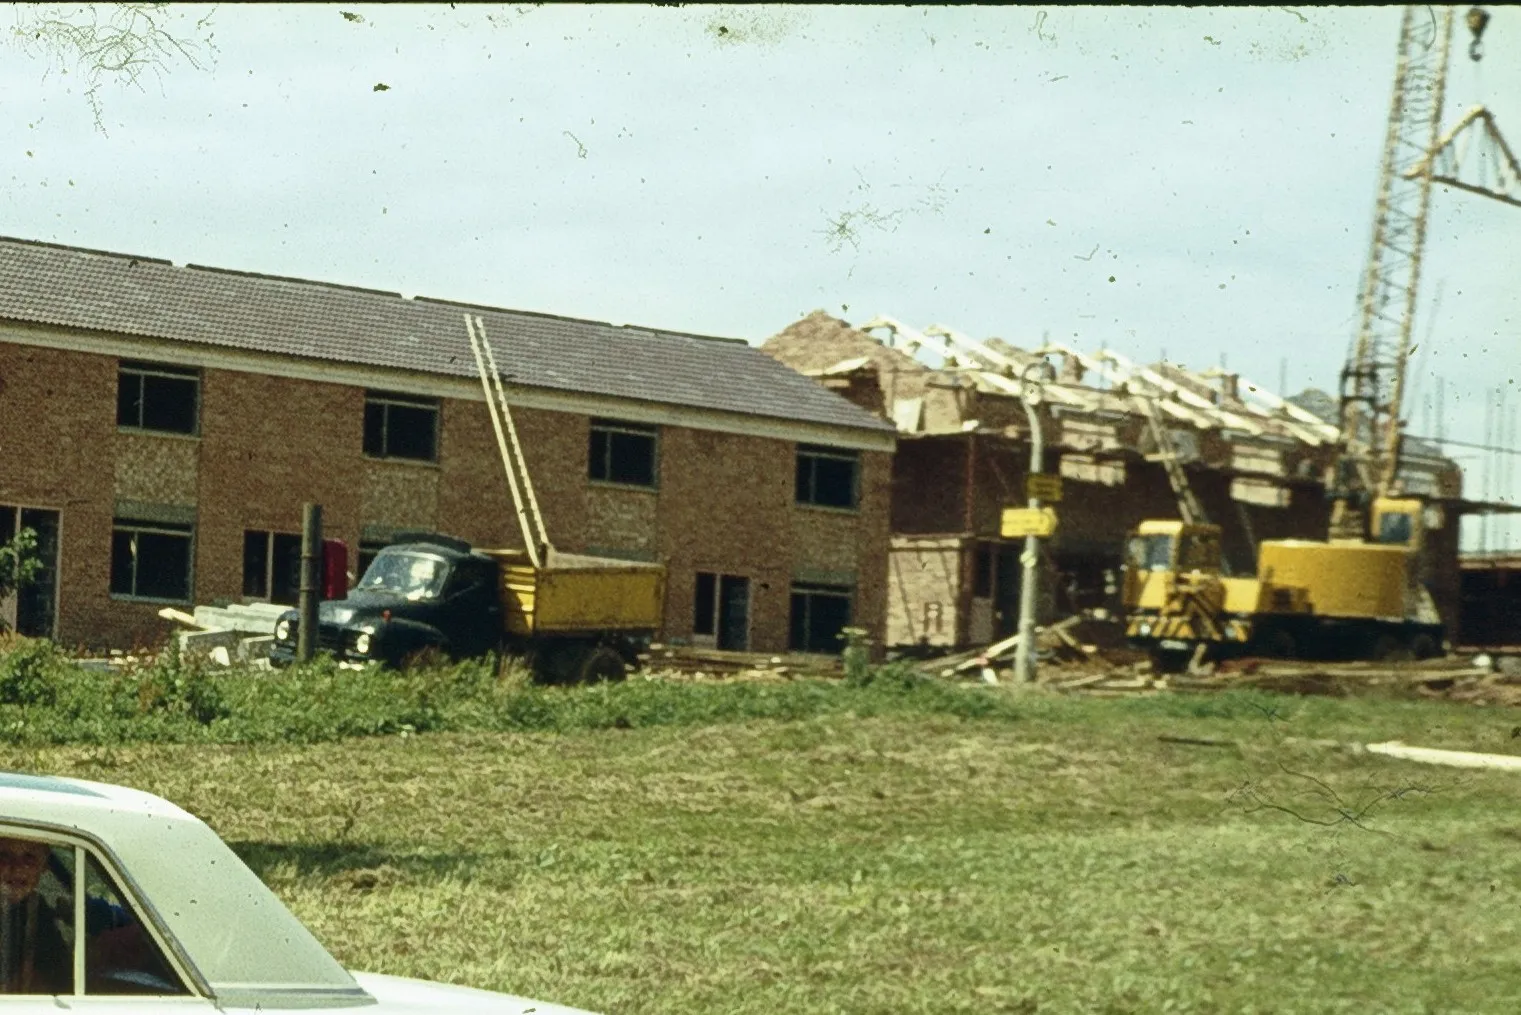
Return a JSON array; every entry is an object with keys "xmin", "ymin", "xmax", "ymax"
[{"xmin": 2, "ymin": 4, "xmax": 1517, "ymax": 546}]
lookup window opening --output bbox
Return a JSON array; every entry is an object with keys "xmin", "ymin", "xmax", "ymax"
[
  {"xmin": 796, "ymin": 445, "xmax": 858, "ymax": 509},
  {"xmin": 588, "ymin": 419, "xmax": 657, "ymax": 487},
  {"xmin": 973, "ymin": 544, "xmax": 993, "ymax": 598},
  {"xmin": 242, "ymin": 531, "xmax": 302, "ymax": 604},
  {"xmin": 110, "ymin": 521, "xmax": 194, "ymax": 602},
  {"xmin": 116, "ymin": 361, "xmax": 199, "ymax": 436},
  {"xmin": 0, "ymin": 507, "xmax": 60, "ymax": 638},
  {"xmin": 694, "ymin": 572, "xmax": 750, "ymax": 650},
  {"xmin": 789, "ymin": 582, "xmax": 852, "ymax": 654},
  {"xmin": 363, "ymin": 391, "xmax": 439, "ymax": 462}
]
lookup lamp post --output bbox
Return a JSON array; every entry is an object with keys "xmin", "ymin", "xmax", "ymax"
[{"xmin": 1013, "ymin": 359, "xmax": 1056, "ymax": 683}]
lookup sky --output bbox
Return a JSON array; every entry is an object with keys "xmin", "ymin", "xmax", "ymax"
[{"xmin": 1, "ymin": 4, "xmax": 1518, "ymax": 548}]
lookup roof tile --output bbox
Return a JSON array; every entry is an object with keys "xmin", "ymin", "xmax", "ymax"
[{"xmin": 0, "ymin": 237, "xmax": 892, "ymax": 436}]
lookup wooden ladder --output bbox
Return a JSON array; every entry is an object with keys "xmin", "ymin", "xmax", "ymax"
[
  {"xmin": 466, "ymin": 314, "xmax": 553, "ymax": 568},
  {"xmin": 1137, "ymin": 395, "xmax": 1206, "ymax": 526}
]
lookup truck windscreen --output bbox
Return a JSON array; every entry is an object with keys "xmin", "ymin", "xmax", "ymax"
[{"xmin": 357, "ymin": 552, "xmax": 450, "ymax": 600}]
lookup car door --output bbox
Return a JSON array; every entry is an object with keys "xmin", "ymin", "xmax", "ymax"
[{"xmin": 0, "ymin": 827, "xmax": 216, "ymax": 1015}]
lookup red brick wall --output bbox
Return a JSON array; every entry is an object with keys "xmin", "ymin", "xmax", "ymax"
[
  {"xmin": 0, "ymin": 344, "xmax": 117, "ymax": 650},
  {"xmin": 1, "ymin": 341, "xmax": 889, "ymax": 655}
]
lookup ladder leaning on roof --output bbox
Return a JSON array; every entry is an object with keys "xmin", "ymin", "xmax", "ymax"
[
  {"xmin": 1136, "ymin": 394, "xmax": 1206, "ymax": 526},
  {"xmin": 465, "ymin": 314, "xmax": 552, "ymax": 568}
]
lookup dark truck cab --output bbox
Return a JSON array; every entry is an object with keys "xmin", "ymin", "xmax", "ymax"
[{"xmin": 268, "ymin": 533, "xmax": 664, "ymax": 681}]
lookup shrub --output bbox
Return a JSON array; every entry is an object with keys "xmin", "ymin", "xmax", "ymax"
[{"xmin": 0, "ymin": 636, "xmax": 65, "ymax": 706}]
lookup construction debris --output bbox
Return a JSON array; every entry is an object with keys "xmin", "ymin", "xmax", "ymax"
[
  {"xmin": 638, "ymin": 645, "xmax": 842, "ymax": 681},
  {"xmin": 158, "ymin": 603, "xmax": 289, "ymax": 665}
]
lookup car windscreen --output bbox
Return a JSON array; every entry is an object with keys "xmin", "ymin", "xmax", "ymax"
[{"xmin": 357, "ymin": 551, "xmax": 450, "ymax": 600}]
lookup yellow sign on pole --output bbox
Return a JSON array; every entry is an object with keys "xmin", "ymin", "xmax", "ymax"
[
  {"xmin": 1026, "ymin": 473, "xmax": 1063, "ymax": 503},
  {"xmin": 1001, "ymin": 506, "xmax": 1058, "ymax": 539}
]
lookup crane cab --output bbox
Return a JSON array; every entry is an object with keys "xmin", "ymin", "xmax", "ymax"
[
  {"xmin": 1369, "ymin": 496, "xmax": 1426, "ymax": 551},
  {"xmin": 1122, "ymin": 520, "xmax": 1223, "ymax": 612}
]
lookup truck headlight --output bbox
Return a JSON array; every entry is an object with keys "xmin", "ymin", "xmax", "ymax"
[
  {"xmin": 354, "ymin": 632, "xmax": 371, "ymax": 655},
  {"xmin": 275, "ymin": 618, "xmax": 291, "ymax": 642}
]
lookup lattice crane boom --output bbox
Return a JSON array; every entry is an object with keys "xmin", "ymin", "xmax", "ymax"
[{"xmin": 1330, "ymin": 5, "xmax": 1455, "ymax": 538}]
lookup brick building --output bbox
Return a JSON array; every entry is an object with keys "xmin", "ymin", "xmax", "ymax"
[
  {"xmin": 0, "ymin": 238, "xmax": 894, "ymax": 653},
  {"xmin": 764, "ymin": 311, "xmax": 1468, "ymax": 651}
]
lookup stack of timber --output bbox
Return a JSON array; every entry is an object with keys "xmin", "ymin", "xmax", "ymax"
[{"xmin": 639, "ymin": 645, "xmax": 843, "ymax": 681}]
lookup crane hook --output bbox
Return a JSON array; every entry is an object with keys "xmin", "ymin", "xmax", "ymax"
[{"xmin": 1467, "ymin": 6, "xmax": 1490, "ymax": 61}]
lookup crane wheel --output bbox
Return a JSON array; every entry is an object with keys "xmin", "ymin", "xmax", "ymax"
[
  {"xmin": 1258, "ymin": 630, "xmax": 1297, "ymax": 661},
  {"xmin": 1149, "ymin": 648, "xmax": 1191, "ymax": 675}
]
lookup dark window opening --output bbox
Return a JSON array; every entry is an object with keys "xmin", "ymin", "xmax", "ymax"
[
  {"xmin": 109, "ymin": 521, "xmax": 193, "ymax": 602},
  {"xmin": 242, "ymin": 532, "xmax": 268, "ymax": 599},
  {"xmin": 242, "ymin": 531, "xmax": 302, "ymax": 605},
  {"xmin": 116, "ymin": 362, "xmax": 199, "ymax": 436},
  {"xmin": 796, "ymin": 445, "xmax": 858, "ymax": 509},
  {"xmin": 693, "ymin": 572, "xmax": 717, "ymax": 637},
  {"xmin": 973, "ymin": 544, "xmax": 993, "ymax": 598},
  {"xmin": 363, "ymin": 391, "xmax": 439, "ymax": 462},
  {"xmin": 0, "ymin": 506, "xmax": 60, "ymax": 638},
  {"xmin": 693, "ymin": 572, "xmax": 750, "ymax": 650},
  {"xmin": 789, "ymin": 582, "xmax": 852, "ymax": 654},
  {"xmin": 588, "ymin": 420, "xmax": 657, "ymax": 487},
  {"xmin": 1378, "ymin": 512, "xmax": 1414, "ymax": 546}
]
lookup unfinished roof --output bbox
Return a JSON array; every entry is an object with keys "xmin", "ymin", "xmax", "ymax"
[
  {"xmin": 0, "ymin": 237, "xmax": 891, "ymax": 436},
  {"xmin": 851, "ymin": 315, "xmax": 1349, "ymax": 446}
]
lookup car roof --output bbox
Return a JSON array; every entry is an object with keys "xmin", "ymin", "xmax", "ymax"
[
  {"xmin": 0, "ymin": 771, "xmax": 196, "ymax": 821},
  {"xmin": 0, "ymin": 772, "xmax": 369, "ymax": 1008}
]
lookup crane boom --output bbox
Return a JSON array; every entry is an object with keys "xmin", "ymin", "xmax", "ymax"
[{"xmin": 1330, "ymin": 5, "xmax": 1454, "ymax": 539}]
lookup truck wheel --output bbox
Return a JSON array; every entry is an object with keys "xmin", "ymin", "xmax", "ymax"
[
  {"xmin": 1370, "ymin": 634, "xmax": 1412, "ymax": 663},
  {"xmin": 1409, "ymin": 634, "xmax": 1440, "ymax": 660},
  {"xmin": 575, "ymin": 644, "xmax": 628, "ymax": 684}
]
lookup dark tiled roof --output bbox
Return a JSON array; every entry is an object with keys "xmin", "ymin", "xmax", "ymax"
[{"xmin": 0, "ymin": 237, "xmax": 892, "ymax": 436}]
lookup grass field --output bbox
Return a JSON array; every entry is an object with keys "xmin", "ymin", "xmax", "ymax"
[{"xmin": 4, "ymin": 678, "xmax": 1521, "ymax": 1014}]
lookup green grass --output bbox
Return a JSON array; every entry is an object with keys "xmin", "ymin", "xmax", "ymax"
[{"xmin": 4, "ymin": 679, "xmax": 1521, "ymax": 1013}]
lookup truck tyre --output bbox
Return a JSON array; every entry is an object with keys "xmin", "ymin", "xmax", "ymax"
[
  {"xmin": 574, "ymin": 644, "xmax": 628, "ymax": 684},
  {"xmin": 1370, "ymin": 634, "xmax": 1411, "ymax": 663},
  {"xmin": 1409, "ymin": 633, "xmax": 1440, "ymax": 660}
]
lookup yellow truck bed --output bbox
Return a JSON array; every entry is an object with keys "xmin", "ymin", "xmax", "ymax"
[{"xmin": 482, "ymin": 549, "xmax": 666, "ymax": 637}]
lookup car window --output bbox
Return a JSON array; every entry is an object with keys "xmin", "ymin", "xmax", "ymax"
[
  {"xmin": 82, "ymin": 852, "xmax": 188, "ymax": 996},
  {"xmin": 0, "ymin": 834, "xmax": 188, "ymax": 997},
  {"xmin": 0, "ymin": 837, "xmax": 75, "ymax": 995}
]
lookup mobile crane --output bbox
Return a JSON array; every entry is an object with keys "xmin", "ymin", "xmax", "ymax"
[{"xmin": 1124, "ymin": 6, "xmax": 1512, "ymax": 669}]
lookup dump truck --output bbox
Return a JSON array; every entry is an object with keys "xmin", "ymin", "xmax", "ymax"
[
  {"xmin": 1123, "ymin": 497, "xmax": 1445, "ymax": 670},
  {"xmin": 268, "ymin": 532, "xmax": 666, "ymax": 681}
]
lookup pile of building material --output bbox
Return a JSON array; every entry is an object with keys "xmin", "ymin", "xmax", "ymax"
[
  {"xmin": 918, "ymin": 615, "xmax": 1138, "ymax": 683},
  {"xmin": 157, "ymin": 603, "xmax": 289, "ymax": 666},
  {"xmin": 638, "ymin": 645, "xmax": 843, "ymax": 681},
  {"xmin": 1028, "ymin": 653, "xmax": 1521, "ymax": 703}
]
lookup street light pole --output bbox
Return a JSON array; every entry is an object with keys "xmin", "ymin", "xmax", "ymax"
[{"xmin": 1013, "ymin": 360, "xmax": 1055, "ymax": 683}]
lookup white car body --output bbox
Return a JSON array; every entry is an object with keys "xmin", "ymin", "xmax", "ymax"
[{"xmin": 0, "ymin": 772, "xmax": 600, "ymax": 1013}]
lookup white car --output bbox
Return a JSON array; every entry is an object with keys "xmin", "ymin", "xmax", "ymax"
[{"xmin": 0, "ymin": 771, "xmax": 599, "ymax": 1013}]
